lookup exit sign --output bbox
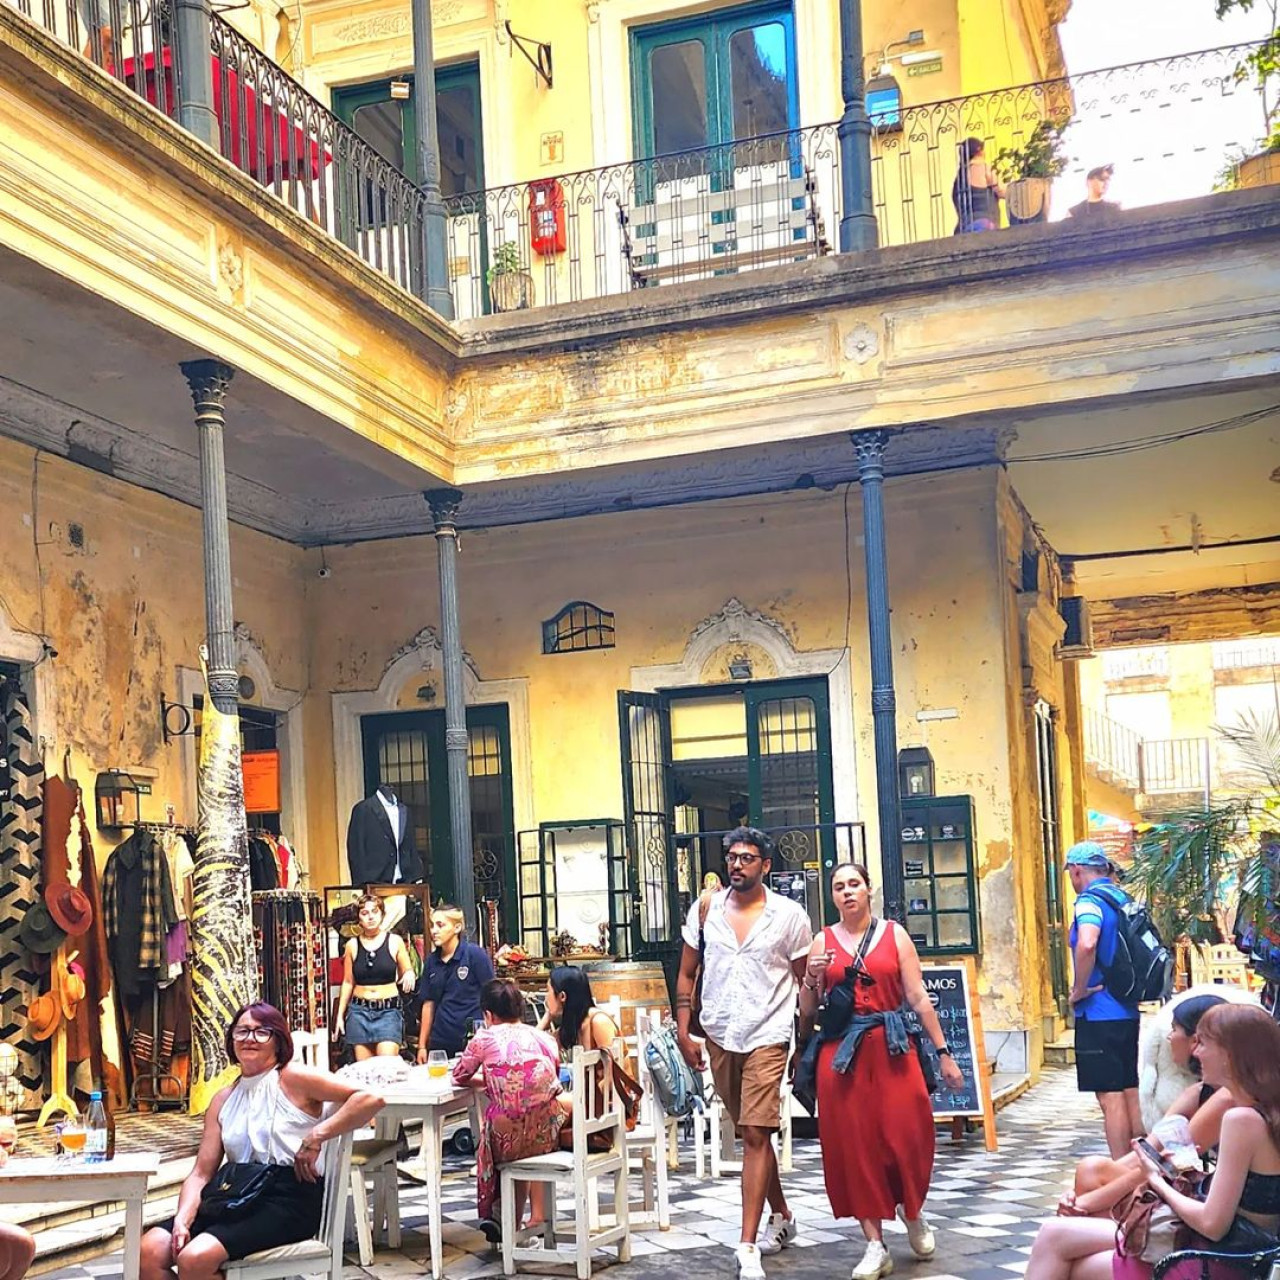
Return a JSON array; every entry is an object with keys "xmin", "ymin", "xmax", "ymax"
[{"xmin": 907, "ymin": 58, "xmax": 943, "ymax": 76}]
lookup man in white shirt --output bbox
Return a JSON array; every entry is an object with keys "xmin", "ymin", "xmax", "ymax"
[{"xmin": 676, "ymin": 827, "xmax": 812, "ymax": 1279}]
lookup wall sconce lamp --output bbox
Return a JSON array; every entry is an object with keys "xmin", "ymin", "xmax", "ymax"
[
  {"xmin": 897, "ymin": 746, "xmax": 936, "ymax": 799},
  {"xmin": 95, "ymin": 769, "xmax": 141, "ymax": 831},
  {"xmin": 728, "ymin": 654, "xmax": 753, "ymax": 681},
  {"xmin": 390, "ymin": 79, "xmax": 410, "ymax": 100}
]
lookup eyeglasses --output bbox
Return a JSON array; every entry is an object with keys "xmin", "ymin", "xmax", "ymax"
[
  {"xmin": 724, "ymin": 852, "xmax": 762, "ymax": 867},
  {"xmin": 232, "ymin": 1026, "xmax": 274, "ymax": 1044}
]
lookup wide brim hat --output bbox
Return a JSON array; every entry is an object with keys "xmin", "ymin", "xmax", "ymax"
[
  {"xmin": 19, "ymin": 900, "xmax": 68, "ymax": 954},
  {"xmin": 46, "ymin": 883, "xmax": 93, "ymax": 936},
  {"xmin": 25, "ymin": 991, "xmax": 60, "ymax": 1041}
]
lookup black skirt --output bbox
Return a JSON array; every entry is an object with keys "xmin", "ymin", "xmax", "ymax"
[{"xmin": 163, "ymin": 1172, "xmax": 325, "ymax": 1260}]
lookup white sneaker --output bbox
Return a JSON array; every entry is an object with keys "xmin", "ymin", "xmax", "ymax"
[
  {"xmin": 735, "ymin": 1242, "xmax": 766, "ymax": 1279},
  {"xmin": 852, "ymin": 1240, "xmax": 893, "ymax": 1279},
  {"xmin": 757, "ymin": 1211, "xmax": 798, "ymax": 1255},
  {"xmin": 897, "ymin": 1207, "xmax": 936, "ymax": 1258}
]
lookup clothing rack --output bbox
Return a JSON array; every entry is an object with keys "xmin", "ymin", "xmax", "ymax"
[{"xmin": 127, "ymin": 816, "xmax": 190, "ymax": 1110}]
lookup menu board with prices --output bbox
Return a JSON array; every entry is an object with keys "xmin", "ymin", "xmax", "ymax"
[{"xmin": 922, "ymin": 958, "xmax": 998, "ymax": 1150}]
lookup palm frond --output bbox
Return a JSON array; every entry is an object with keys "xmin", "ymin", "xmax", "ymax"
[{"xmin": 1216, "ymin": 708, "xmax": 1280, "ymax": 792}]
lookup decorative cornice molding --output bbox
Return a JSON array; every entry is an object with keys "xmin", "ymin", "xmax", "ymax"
[
  {"xmin": 688, "ymin": 597, "xmax": 791, "ymax": 651},
  {"xmin": 384, "ymin": 625, "xmax": 479, "ymax": 680}
]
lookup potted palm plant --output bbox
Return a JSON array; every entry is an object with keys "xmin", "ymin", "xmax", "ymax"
[
  {"xmin": 1125, "ymin": 710, "xmax": 1279, "ymax": 985},
  {"xmin": 487, "ymin": 241, "xmax": 534, "ymax": 313},
  {"xmin": 994, "ymin": 119, "xmax": 1070, "ymax": 224}
]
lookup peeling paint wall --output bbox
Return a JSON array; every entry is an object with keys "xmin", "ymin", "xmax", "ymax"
[{"xmin": 0, "ymin": 437, "xmax": 310, "ymax": 866}]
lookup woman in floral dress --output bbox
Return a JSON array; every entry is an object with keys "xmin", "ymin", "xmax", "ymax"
[{"xmin": 452, "ymin": 978, "xmax": 566, "ymax": 1239}]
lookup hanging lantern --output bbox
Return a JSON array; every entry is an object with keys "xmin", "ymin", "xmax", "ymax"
[
  {"xmin": 95, "ymin": 770, "xmax": 141, "ymax": 830},
  {"xmin": 897, "ymin": 746, "xmax": 936, "ymax": 799}
]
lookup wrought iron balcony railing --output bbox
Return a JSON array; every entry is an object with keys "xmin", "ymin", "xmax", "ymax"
[
  {"xmin": 444, "ymin": 41, "xmax": 1268, "ymax": 317},
  {"xmin": 9, "ymin": 0, "xmax": 426, "ymax": 295}
]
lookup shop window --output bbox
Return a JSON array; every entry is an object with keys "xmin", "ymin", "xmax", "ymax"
[{"xmin": 542, "ymin": 601, "xmax": 616, "ymax": 654}]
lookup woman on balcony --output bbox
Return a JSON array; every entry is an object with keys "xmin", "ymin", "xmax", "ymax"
[{"xmin": 952, "ymin": 137, "xmax": 1005, "ymax": 233}]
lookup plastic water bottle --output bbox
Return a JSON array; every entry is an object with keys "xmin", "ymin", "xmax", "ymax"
[{"xmin": 84, "ymin": 1091, "xmax": 109, "ymax": 1162}]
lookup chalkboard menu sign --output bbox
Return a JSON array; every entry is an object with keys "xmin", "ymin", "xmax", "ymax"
[{"xmin": 921, "ymin": 959, "xmax": 997, "ymax": 1148}]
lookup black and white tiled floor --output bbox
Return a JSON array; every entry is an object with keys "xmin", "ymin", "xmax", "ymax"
[{"xmin": 38, "ymin": 1067, "xmax": 1102, "ymax": 1280}]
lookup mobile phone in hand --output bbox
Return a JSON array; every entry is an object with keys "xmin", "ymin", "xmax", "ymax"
[{"xmin": 1136, "ymin": 1137, "xmax": 1178, "ymax": 1180}]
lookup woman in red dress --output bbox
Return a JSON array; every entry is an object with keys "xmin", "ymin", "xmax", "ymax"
[{"xmin": 798, "ymin": 863, "xmax": 964, "ymax": 1279}]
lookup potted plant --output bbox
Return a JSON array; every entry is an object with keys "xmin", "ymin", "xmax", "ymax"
[
  {"xmin": 1215, "ymin": 0, "xmax": 1280, "ymax": 188},
  {"xmin": 994, "ymin": 119, "xmax": 1070, "ymax": 224},
  {"xmin": 486, "ymin": 241, "xmax": 534, "ymax": 313}
]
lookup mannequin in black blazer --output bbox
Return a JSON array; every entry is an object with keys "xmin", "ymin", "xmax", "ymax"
[{"xmin": 346, "ymin": 785, "xmax": 424, "ymax": 885}]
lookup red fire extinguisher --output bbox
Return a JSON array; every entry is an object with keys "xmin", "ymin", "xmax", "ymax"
[{"xmin": 529, "ymin": 178, "xmax": 566, "ymax": 256}]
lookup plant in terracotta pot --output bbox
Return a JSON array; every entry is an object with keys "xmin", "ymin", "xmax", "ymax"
[
  {"xmin": 994, "ymin": 119, "xmax": 1070, "ymax": 224},
  {"xmin": 486, "ymin": 240, "xmax": 534, "ymax": 313},
  {"xmin": 1215, "ymin": 0, "xmax": 1280, "ymax": 188}
]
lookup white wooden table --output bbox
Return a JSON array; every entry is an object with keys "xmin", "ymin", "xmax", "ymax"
[
  {"xmin": 376, "ymin": 1074, "xmax": 482, "ymax": 1280},
  {"xmin": 0, "ymin": 1154, "xmax": 159, "ymax": 1280}
]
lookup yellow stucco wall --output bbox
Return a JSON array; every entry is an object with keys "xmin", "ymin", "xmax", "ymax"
[{"xmin": 0, "ymin": 437, "xmax": 310, "ymax": 867}]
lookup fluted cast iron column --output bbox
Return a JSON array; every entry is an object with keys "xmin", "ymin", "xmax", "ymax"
[
  {"xmin": 838, "ymin": 0, "xmax": 879, "ymax": 252},
  {"xmin": 425, "ymin": 488, "xmax": 475, "ymax": 928},
  {"xmin": 411, "ymin": 0, "xmax": 455, "ymax": 318},
  {"xmin": 182, "ymin": 360, "xmax": 239, "ymax": 714},
  {"xmin": 852, "ymin": 431, "xmax": 903, "ymax": 922}
]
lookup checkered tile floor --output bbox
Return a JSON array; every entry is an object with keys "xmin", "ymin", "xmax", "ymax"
[{"xmin": 39, "ymin": 1067, "xmax": 1102, "ymax": 1280}]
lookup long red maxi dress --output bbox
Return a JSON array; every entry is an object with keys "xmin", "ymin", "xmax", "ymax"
[{"xmin": 816, "ymin": 921, "xmax": 935, "ymax": 1221}]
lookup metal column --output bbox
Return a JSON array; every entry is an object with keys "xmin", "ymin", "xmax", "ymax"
[
  {"xmin": 411, "ymin": 0, "xmax": 456, "ymax": 318},
  {"xmin": 852, "ymin": 430, "xmax": 903, "ymax": 921},
  {"xmin": 837, "ymin": 0, "xmax": 879, "ymax": 252},
  {"xmin": 181, "ymin": 360, "xmax": 239, "ymax": 714},
  {"xmin": 174, "ymin": 0, "xmax": 218, "ymax": 148},
  {"xmin": 424, "ymin": 488, "xmax": 475, "ymax": 929}
]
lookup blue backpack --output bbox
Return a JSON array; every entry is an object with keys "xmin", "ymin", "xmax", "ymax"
[{"xmin": 643, "ymin": 1021, "xmax": 706, "ymax": 1118}]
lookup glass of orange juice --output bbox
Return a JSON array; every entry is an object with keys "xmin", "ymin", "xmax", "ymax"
[{"xmin": 427, "ymin": 1050, "xmax": 448, "ymax": 1081}]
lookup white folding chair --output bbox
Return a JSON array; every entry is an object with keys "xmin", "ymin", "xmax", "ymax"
[
  {"xmin": 222, "ymin": 1131, "xmax": 354, "ymax": 1280},
  {"xmin": 692, "ymin": 1032, "xmax": 795, "ymax": 1178},
  {"xmin": 499, "ymin": 1046, "xmax": 632, "ymax": 1280}
]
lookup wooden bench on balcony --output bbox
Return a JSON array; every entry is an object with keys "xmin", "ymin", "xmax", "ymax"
[{"xmin": 616, "ymin": 165, "xmax": 830, "ymax": 289}]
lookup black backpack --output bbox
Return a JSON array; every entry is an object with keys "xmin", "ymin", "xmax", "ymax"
[{"xmin": 1079, "ymin": 881, "xmax": 1173, "ymax": 1004}]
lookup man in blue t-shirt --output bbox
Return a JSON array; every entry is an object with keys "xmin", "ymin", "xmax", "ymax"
[{"xmin": 1066, "ymin": 841, "xmax": 1141, "ymax": 1157}]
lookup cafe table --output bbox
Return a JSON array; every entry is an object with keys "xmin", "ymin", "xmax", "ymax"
[
  {"xmin": 374, "ymin": 1071, "xmax": 483, "ymax": 1280},
  {"xmin": 0, "ymin": 1154, "xmax": 159, "ymax": 1280}
]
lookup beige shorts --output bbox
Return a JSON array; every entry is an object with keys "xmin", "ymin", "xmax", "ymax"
[{"xmin": 706, "ymin": 1039, "xmax": 789, "ymax": 1131}]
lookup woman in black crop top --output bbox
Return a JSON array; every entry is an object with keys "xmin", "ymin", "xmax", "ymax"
[
  {"xmin": 335, "ymin": 894, "xmax": 416, "ymax": 1059},
  {"xmin": 1027, "ymin": 1004, "xmax": 1280, "ymax": 1280}
]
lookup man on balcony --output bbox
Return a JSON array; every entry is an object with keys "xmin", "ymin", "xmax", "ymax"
[{"xmin": 1066, "ymin": 841, "xmax": 1142, "ymax": 1157}]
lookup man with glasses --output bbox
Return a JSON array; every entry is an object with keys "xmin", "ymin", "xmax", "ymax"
[{"xmin": 675, "ymin": 826, "xmax": 812, "ymax": 1279}]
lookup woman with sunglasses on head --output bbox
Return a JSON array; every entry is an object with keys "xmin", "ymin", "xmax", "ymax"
[
  {"xmin": 140, "ymin": 1002, "xmax": 382, "ymax": 1280},
  {"xmin": 797, "ymin": 863, "xmax": 963, "ymax": 1280},
  {"xmin": 334, "ymin": 893, "xmax": 417, "ymax": 1061},
  {"xmin": 1026, "ymin": 1003, "xmax": 1280, "ymax": 1280}
]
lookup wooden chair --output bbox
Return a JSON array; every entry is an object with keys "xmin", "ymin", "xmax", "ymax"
[
  {"xmin": 222, "ymin": 1130, "xmax": 354, "ymax": 1280},
  {"xmin": 1204, "ymin": 943, "xmax": 1252, "ymax": 988},
  {"xmin": 291, "ymin": 1030, "xmax": 328, "ymax": 1070},
  {"xmin": 499, "ymin": 1046, "xmax": 631, "ymax": 1280},
  {"xmin": 625, "ymin": 1009, "xmax": 671, "ymax": 1229},
  {"xmin": 346, "ymin": 1132, "xmax": 402, "ymax": 1265}
]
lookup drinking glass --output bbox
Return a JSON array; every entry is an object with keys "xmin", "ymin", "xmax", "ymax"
[
  {"xmin": 427, "ymin": 1050, "xmax": 448, "ymax": 1081},
  {"xmin": 60, "ymin": 1113, "xmax": 86, "ymax": 1160}
]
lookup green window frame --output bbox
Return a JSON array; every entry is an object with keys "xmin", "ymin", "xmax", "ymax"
[
  {"xmin": 900, "ymin": 794, "xmax": 981, "ymax": 957},
  {"xmin": 629, "ymin": 1, "xmax": 800, "ymax": 161}
]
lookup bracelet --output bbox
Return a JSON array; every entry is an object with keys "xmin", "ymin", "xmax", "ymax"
[
  {"xmin": 802, "ymin": 980, "xmax": 820, "ymax": 992},
  {"xmin": 936, "ymin": 1045, "xmax": 952, "ymax": 1057}
]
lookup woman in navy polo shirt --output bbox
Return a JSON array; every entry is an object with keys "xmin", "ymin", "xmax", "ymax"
[{"xmin": 416, "ymin": 906, "xmax": 495, "ymax": 1061}]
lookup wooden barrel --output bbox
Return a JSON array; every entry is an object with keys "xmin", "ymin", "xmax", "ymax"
[{"xmin": 582, "ymin": 960, "xmax": 671, "ymax": 1040}]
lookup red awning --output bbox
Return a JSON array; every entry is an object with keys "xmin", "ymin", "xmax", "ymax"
[{"xmin": 122, "ymin": 47, "xmax": 328, "ymax": 182}]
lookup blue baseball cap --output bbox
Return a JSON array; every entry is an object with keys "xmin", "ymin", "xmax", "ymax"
[{"xmin": 1064, "ymin": 841, "xmax": 1112, "ymax": 870}]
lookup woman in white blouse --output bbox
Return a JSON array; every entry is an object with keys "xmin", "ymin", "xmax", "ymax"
[{"xmin": 140, "ymin": 1002, "xmax": 382, "ymax": 1279}]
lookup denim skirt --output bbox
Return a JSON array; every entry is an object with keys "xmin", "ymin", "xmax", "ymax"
[{"xmin": 346, "ymin": 1001, "xmax": 404, "ymax": 1046}]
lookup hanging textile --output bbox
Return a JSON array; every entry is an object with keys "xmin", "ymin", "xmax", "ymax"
[
  {"xmin": 250, "ymin": 890, "xmax": 326, "ymax": 1033},
  {"xmin": 0, "ymin": 679, "xmax": 47, "ymax": 1110},
  {"xmin": 189, "ymin": 660, "xmax": 257, "ymax": 1114}
]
